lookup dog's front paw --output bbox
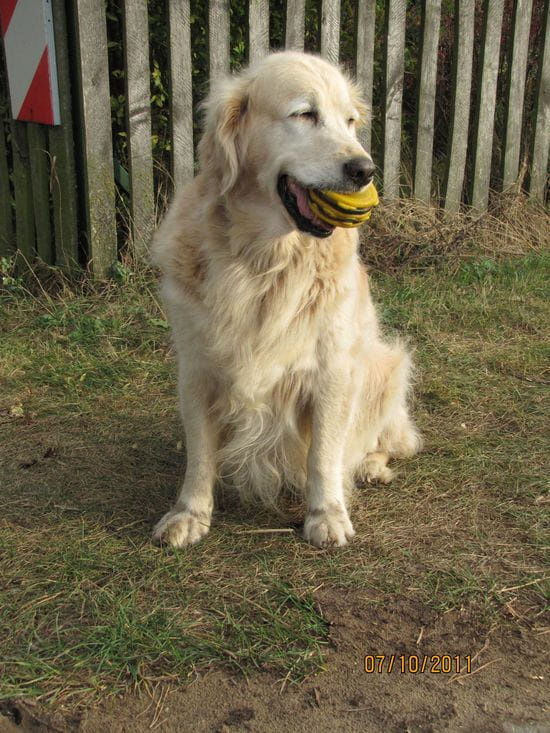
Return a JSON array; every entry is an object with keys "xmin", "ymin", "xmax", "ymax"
[
  {"xmin": 303, "ymin": 504, "xmax": 355, "ymax": 548},
  {"xmin": 152, "ymin": 508, "xmax": 211, "ymax": 548}
]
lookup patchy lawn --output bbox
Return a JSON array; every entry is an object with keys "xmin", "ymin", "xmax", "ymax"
[{"xmin": 0, "ymin": 203, "xmax": 548, "ymax": 731}]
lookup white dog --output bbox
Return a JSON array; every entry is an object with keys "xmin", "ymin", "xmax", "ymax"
[{"xmin": 152, "ymin": 51, "xmax": 421, "ymax": 549}]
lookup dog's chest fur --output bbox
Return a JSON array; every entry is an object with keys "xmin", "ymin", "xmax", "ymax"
[{"xmin": 202, "ymin": 229, "xmax": 359, "ymax": 400}]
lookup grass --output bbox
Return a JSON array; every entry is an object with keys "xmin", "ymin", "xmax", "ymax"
[{"xmin": 0, "ymin": 198, "xmax": 548, "ymax": 706}]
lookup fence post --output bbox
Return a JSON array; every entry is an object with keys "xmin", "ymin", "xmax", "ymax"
[
  {"xmin": 249, "ymin": 0, "xmax": 269, "ymax": 63},
  {"xmin": 9, "ymin": 121, "xmax": 35, "ymax": 263},
  {"xmin": 285, "ymin": 0, "xmax": 306, "ymax": 51},
  {"xmin": 122, "ymin": 0, "xmax": 155, "ymax": 257},
  {"xmin": 27, "ymin": 124, "xmax": 52, "ymax": 263},
  {"xmin": 209, "ymin": 0, "xmax": 230, "ymax": 79},
  {"xmin": 73, "ymin": 0, "xmax": 117, "ymax": 277},
  {"xmin": 356, "ymin": 0, "xmax": 376, "ymax": 155},
  {"xmin": 383, "ymin": 0, "xmax": 406, "ymax": 200},
  {"xmin": 48, "ymin": 0, "xmax": 79, "ymax": 270},
  {"xmin": 502, "ymin": 0, "xmax": 533, "ymax": 190},
  {"xmin": 168, "ymin": 0, "xmax": 194, "ymax": 190},
  {"xmin": 0, "ymin": 119, "xmax": 13, "ymax": 257},
  {"xmin": 529, "ymin": 0, "xmax": 549, "ymax": 201},
  {"xmin": 321, "ymin": 0, "xmax": 340, "ymax": 64},
  {"xmin": 471, "ymin": 0, "xmax": 505, "ymax": 212},
  {"xmin": 444, "ymin": 0, "xmax": 475, "ymax": 213},
  {"xmin": 414, "ymin": 0, "xmax": 441, "ymax": 205}
]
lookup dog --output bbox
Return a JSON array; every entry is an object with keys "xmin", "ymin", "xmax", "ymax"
[{"xmin": 151, "ymin": 51, "xmax": 421, "ymax": 549}]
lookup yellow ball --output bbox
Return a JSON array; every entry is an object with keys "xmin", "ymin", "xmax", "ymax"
[{"xmin": 308, "ymin": 182, "xmax": 379, "ymax": 228}]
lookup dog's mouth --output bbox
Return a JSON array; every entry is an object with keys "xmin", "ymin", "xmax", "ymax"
[{"xmin": 277, "ymin": 175, "xmax": 335, "ymax": 238}]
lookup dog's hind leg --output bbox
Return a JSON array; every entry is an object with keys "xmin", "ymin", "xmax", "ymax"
[
  {"xmin": 362, "ymin": 451, "xmax": 393, "ymax": 484},
  {"xmin": 152, "ymin": 368, "xmax": 217, "ymax": 548},
  {"xmin": 355, "ymin": 343, "xmax": 421, "ymax": 484},
  {"xmin": 377, "ymin": 405, "xmax": 422, "ymax": 459}
]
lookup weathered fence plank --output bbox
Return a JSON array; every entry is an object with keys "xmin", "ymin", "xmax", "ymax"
[
  {"xmin": 9, "ymin": 121, "xmax": 35, "ymax": 262},
  {"xmin": 320, "ymin": 0, "xmax": 340, "ymax": 64},
  {"xmin": 249, "ymin": 0, "xmax": 269, "ymax": 63},
  {"xmin": 444, "ymin": 0, "xmax": 475, "ymax": 213},
  {"xmin": 0, "ymin": 121, "xmax": 13, "ymax": 257},
  {"xmin": 530, "ymin": 0, "xmax": 550, "ymax": 201},
  {"xmin": 168, "ymin": 0, "xmax": 194, "ymax": 189},
  {"xmin": 285, "ymin": 0, "xmax": 306, "ymax": 51},
  {"xmin": 48, "ymin": 0, "xmax": 79, "ymax": 270},
  {"xmin": 122, "ymin": 0, "xmax": 155, "ymax": 257},
  {"xmin": 471, "ymin": 0, "xmax": 505, "ymax": 211},
  {"xmin": 384, "ymin": 0, "xmax": 406, "ymax": 200},
  {"xmin": 74, "ymin": 0, "xmax": 117, "ymax": 277},
  {"xmin": 502, "ymin": 0, "xmax": 533, "ymax": 190},
  {"xmin": 414, "ymin": 0, "xmax": 441, "ymax": 204},
  {"xmin": 27, "ymin": 124, "xmax": 52, "ymax": 263},
  {"xmin": 209, "ymin": 0, "xmax": 230, "ymax": 79},
  {"xmin": 355, "ymin": 0, "xmax": 376, "ymax": 153}
]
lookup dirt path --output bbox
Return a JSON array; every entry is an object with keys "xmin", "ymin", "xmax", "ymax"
[{"xmin": 2, "ymin": 589, "xmax": 548, "ymax": 733}]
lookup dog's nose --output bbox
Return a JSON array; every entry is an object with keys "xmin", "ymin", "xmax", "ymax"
[{"xmin": 343, "ymin": 157, "xmax": 375, "ymax": 188}]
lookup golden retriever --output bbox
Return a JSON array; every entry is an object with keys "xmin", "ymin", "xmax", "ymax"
[{"xmin": 152, "ymin": 51, "xmax": 421, "ymax": 548}]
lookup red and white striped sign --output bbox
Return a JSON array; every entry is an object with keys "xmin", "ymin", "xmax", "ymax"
[{"xmin": 0, "ymin": 0, "xmax": 60, "ymax": 125}]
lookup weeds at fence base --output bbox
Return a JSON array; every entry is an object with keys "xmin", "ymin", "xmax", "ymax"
[{"xmin": 361, "ymin": 191, "xmax": 548, "ymax": 272}]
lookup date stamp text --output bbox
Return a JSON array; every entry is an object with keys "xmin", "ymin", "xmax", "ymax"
[{"xmin": 364, "ymin": 654, "xmax": 472, "ymax": 675}]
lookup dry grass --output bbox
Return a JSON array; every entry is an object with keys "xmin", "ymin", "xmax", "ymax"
[
  {"xmin": 0, "ymin": 194, "xmax": 548, "ymax": 706},
  {"xmin": 361, "ymin": 191, "xmax": 547, "ymax": 271}
]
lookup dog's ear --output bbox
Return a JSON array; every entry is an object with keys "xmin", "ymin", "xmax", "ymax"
[{"xmin": 198, "ymin": 76, "xmax": 249, "ymax": 194}]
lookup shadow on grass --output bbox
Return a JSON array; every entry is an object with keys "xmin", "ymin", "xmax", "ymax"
[{"xmin": 1, "ymin": 410, "xmax": 304, "ymax": 540}]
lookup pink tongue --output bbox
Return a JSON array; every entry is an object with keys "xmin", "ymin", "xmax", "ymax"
[
  {"xmin": 289, "ymin": 180, "xmax": 312, "ymax": 218},
  {"xmin": 288, "ymin": 180, "xmax": 332, "ymax": 231}
]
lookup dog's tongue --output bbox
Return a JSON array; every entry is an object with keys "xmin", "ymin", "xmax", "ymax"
[
  {"xmin": 288, "ymin": 180, "xmax": 312, "ymax": 217},
  {"xmin": 288, "ymin": 180, "xmax": 332, "ymax": 232}
]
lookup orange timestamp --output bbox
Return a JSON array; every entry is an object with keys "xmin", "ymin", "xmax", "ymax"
[{"xmin": 364, "ymin": 654, "xmax": 472, "ymax": 674}]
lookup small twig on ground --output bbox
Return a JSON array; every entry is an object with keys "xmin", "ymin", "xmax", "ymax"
[
  {"xmin": 499, "ymin": 576, "xmax": 549, "ymax": 593},
  {"xmin": 509, "ymin": 371, "xmax": 550, "ymax": 385},
  {"xmin": 279, "ymin": 668, "xmax": 292, "ymax": 694},
  {"xmin": 448, "ymin": 657, "xmax": 502, "ymax": 684},
  {"xmin": 149, "ymin": 685, "xmax": 170, "ymax": 730},
  {"xmin": 235, "ymin": 528, "xmax": 295, "ymax": 534}
]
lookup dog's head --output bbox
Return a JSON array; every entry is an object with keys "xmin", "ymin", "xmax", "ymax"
[{"xmin": 198, "ymin": 52, "xmax": 374, "ymax": 238}]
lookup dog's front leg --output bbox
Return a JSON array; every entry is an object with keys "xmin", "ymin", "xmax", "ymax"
[
  {"xmin": 152, "ymin": 370, "xmax": 216, "ymax": 548},
  {"xmin": 303, "ymin": 366, "xmax": 356, "ymax": 548}
]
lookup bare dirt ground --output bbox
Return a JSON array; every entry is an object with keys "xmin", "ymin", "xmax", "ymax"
[{"xmin": 2, "ymin": 588, "xmax": 548, "ymax": 733}]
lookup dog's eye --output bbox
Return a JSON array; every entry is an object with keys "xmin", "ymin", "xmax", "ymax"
[
  {"xmin": 292, "ymin": 111, "xmax": 318, "ymax": 124},
  {"xmin": 348, "ymin": 118, "xmax": 357, "ymax": 127}
]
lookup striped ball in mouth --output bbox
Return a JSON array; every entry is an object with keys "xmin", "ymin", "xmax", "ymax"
[
  {"xmin": 307, "ymin": 183, "xmax": 379, "ymax": 228},
  {"xmin": 277, "ymin": 176, "xmax": 379, "ymax": 237}
]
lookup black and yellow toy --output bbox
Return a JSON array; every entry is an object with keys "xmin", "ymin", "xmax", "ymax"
[{"xmin": 308, "ymin": 182, "xmax": 379, "ymax": 229}]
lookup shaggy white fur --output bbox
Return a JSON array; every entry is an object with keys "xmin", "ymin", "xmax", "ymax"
[{"xmin": 151, "ymin": 51, "xmax": 421, "ymax": 548}]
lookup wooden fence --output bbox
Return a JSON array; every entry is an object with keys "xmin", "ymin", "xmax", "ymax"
[{"xmin": 0, "ymin": 0, "xmax": 548, "ymax": 277}]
